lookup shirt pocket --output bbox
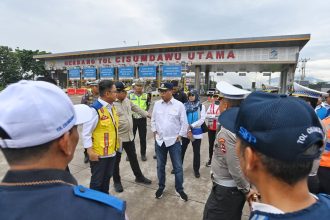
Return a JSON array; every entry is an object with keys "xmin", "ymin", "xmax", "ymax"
[{"xmin": 168, "ymin": 109, "xmax": 179, "ymax": 122}]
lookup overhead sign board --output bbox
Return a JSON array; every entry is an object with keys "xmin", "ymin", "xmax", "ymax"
[
  {"xmin": 99, "ymin": 67, "xmax": 114, "ymax": 79},
  {"xmin": 68, "ymin": 69, "xmax": 80, "ymax": 80},
  {"xmin": 139, "ymin": 66, "xmax": 156, "ymax": 78},
  {"xmin": 118, "ymin": 66, "xmax": 134, "ymax": 78},
  {"xmin": 162, "ymin": 65, "xmax": 182, "ymax": 78},
  {"xmin": 83, "ymin": 68, "xmax": 96, "ymax": 79}
]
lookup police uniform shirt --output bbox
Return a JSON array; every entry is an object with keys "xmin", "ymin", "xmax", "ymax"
[
  {"xmin": 0, "ymin": 169, "xmax": 126, "ymax": 220},
  {"xmin": 211, "ymin": 127, "xmax": 250, "ymax": 193}
]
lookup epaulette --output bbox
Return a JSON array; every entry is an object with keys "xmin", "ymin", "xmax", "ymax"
[
  {"xmin": 73, "ymin": 185, "xmax": 126, "ymax": 212},
  {"xmin": 91, "ymin": 100, "xmax": 103, "ymax": 111}
]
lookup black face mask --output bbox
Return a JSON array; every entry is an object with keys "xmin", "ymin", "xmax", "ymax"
[{"xmin": 214, "ymin": 101, "xmax": 220, "ymax": 105}]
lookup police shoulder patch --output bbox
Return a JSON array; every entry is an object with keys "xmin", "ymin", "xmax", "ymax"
[{"xmin": 73, "ymin": 185, "xmax": 126, "ymax": 212}]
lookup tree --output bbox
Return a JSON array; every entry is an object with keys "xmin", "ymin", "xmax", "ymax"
[
  {"xmin": 15, "ymin": 48, "xmax": 48, "ymax": 79},
  {"xmin": 0, "ymin": 46, "xmax": 22, "ymax": 88}
]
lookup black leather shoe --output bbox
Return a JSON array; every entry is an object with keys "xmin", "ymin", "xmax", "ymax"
[
  {"xmin": 194, "ymin": 172, "xmax": 200, "ymax": 178},
  {"xmin": 114, "ymin": 182, "xmax": 124, "ymax": 193},
  {"xmin": 141, "ymin": 155, "xmax": 147, "ymax": 161},
  {"xmin": 135, "ymin": 176, "xmax": 152, "ymax": 184}
]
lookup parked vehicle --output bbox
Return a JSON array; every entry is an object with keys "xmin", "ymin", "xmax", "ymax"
[{"xmin": 206, "ymin": 88, "xmax": 218, "ymax": 96}]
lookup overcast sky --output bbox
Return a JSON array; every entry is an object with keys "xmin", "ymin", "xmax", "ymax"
[{"xmin": 1, "ymin": 0, "xmax": 329, "ymax": 81}]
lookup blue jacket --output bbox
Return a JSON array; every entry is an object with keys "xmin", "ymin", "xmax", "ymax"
[{"xmin": 0, "ymin": 169, "xmax": 126, "ymax": 220}]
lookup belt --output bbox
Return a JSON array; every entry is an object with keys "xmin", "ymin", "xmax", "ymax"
[{"xmin": 211, "ymin": 174, "xmax": 237, "ymax": 187}]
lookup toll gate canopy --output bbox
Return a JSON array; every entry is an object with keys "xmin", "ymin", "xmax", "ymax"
[{"xmin": 34, "ymin": 34, "xmax": 310, "ymax": 93}]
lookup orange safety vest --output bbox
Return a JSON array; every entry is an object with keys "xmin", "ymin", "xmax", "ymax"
[{"xmin": 320, "ymin": 117, "xmax": 330, "ymax": 168}]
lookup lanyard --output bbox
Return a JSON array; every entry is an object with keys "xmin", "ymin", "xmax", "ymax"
[{"xmin": 211, "ymin": 104, "xmax": 220, "ymax": 115}]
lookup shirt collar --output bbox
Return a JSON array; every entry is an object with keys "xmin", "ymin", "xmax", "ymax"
[
  {"xmin": 2, "ymin": 169, "xmax": 78, "ymax": 185},
  {"xmin": 161, "ymin": 97, "xmax": 174, "ymax": 104},
  {"xmin": 98, "ymin": 97, "xmax": 113, "ymax": 108}
]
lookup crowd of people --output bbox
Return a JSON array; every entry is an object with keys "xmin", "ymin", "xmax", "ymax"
[{"xmin": 0, "ymin": 77, "xmax": 330, "ymax": 220}]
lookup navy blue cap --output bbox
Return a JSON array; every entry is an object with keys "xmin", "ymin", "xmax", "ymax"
[
  {"xmin": 171, "ymin": 80, "xmax": 179, "ymax": 87},
  {"xmin": 159, "ymin": 82, "xmax": 173, "ymax": 91},
  {"xmin": 219, "ymin": 92, "xmax": 324, "ymax": 161},
  {"xmin": 115, "ymin": 81, "xmax": 127, "ymax": 92}
]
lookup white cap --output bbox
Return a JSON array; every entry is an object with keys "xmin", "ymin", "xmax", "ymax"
[
  {"xmin": 216, "ymin": 81, "xmax": 250, "ymax": 99},
  {"xmin": 0, "ymin": 80, "xmax": 93, "ymax": 149},
  {"xmin": 292, "ymin": 82, "xmax": 327, "ymax": 99}
]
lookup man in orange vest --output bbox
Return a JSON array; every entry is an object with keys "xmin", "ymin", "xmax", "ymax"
[{"xmin": 319, "ymin": 117, "xmax": 330, "ymax": 194}]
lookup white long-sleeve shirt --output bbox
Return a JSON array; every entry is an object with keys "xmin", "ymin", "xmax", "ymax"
[
  {"xmin": 151, "ymin": 97, "xmax": 188, "ymax": 147},
  {"xmin": 82, "ymin": 98, "xmax": 116, "ymax": 158}
]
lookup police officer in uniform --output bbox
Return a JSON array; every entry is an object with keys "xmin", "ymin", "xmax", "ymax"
[
  {"xmin": 129, "ymin": 80, "xmax": 150, "ymax": 161},
  {"xmin": 222, "ymin": 91, "xmax": 330, "ymax": 220},
  {"xmin": 203, "ymin": 81, "xmax": 256, "ymax": 220},
  {"xmin": 81, "ymin": 80, "xmax": 99, "ymax": 163},
  {"xmin": 0, "ymin": 80, "xmax": 126, "ymax": 220}
]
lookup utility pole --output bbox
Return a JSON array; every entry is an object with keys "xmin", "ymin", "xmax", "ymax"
[{"xmin": 300, "ymin": 58, "xmax": 310, "ymax": 81}]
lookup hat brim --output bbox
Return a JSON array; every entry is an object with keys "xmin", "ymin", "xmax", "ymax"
[
  {"xmin": 218, "ymin": 107, "xmax": 239, "ymax": 133},
  {"xmin": 158, "ymin": 87, "xmax": 170, "ymax": 91},
  {"xmin": 74, "ymin": 104, "xmax": 93, "ymax": 125}
]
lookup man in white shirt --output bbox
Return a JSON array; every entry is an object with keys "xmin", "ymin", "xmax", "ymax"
[{"xmin": 151, "ymin": 82, "xmax": 189, "ymax": 201}]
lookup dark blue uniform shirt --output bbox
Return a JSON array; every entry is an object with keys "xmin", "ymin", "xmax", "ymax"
[
  {"xmin": 0, "ymin": 169, "xmax": 126, "ymax": 220},
  {"xmin": 250, "ymin": 194, "xmax": 330, "ymax": 220}
]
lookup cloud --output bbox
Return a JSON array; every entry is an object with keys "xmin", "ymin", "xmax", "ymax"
[
  {"xmin": 304, "ymin": 59, "xmax": 330, "ymax": 81},
  {"xmin": 0, "ymin": 0, "xmax": 329, "ymax": 80}
]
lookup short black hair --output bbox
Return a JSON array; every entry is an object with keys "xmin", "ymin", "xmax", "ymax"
[
  {"xmin": 223, "ymin": 98, "xmax": 242, "ymax": 108},
  {"xmin": 1, "ymin": 143, "xmax": 52, "ymax": 165},
  {"xmin": 239, "ymin": 138, "xmax": 314, "ymax": 185},
  {"xmin": 99, "ymin": 80, "xmax": 115, "ymax": 96},
  {"xmin": 0, "ymin": 126, "xmax": 53, "ymax": 165}
]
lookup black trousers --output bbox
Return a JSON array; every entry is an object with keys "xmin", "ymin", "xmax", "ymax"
[
  {"xmin": 181, "ymin": 137, "xmax": 201, "ymax": 173},
  {"xmin": 90, "ymin": 156, "xmax": 116, "ymax": 194},
  {"xmin": 207, "ymin": 130, "xmax": 217, "ymax": 161},
  {"xmin": 318, "ymin": 166, "xmax": 330, "ymax": 194},
  {"xmin": 113, "ymin": 141, "xmax": 144, "ymax": 183},
  {"xmin": 203, "ymin": 183, "xmax": 245, "ymax": 220},
  {"xmin": 133, "ymin": 117, "xmax": 147, "ymax": 156}
]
